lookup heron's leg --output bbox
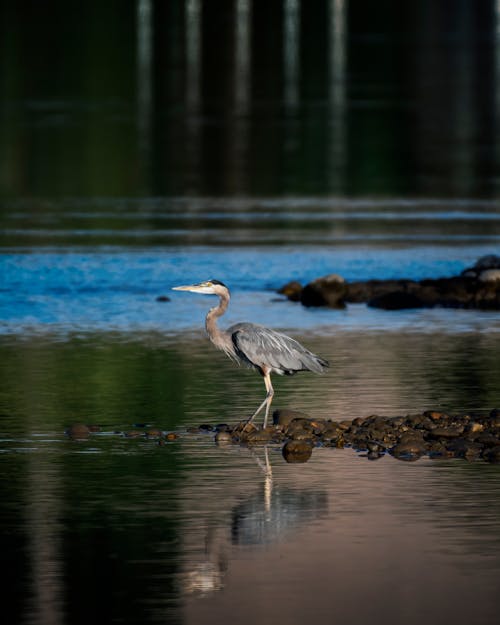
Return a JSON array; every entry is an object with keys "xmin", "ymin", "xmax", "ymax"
[
  {"xmin": 246, "ymin": 372, "xmax": 274, "ymax": 428},
  {"xmin": 262, "ymin": 373, "xmax": 274, "ymax": 429}
]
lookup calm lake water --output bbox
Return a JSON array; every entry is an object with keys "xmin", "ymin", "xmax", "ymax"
[
  {"xmin": 2, "ymin": 2, "xmax": 500, "ymax": 624},
  {"xmin": 1, "ymin": 207, "xmax": 500, "ymax": 625}
]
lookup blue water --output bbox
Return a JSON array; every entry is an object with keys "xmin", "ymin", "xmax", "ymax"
[{"xmin": 1, "ymin": 244, "xmax": 499, "ymax": 336}]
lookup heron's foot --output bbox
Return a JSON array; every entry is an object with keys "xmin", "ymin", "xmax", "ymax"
[{"xmin": 232, "ymin": 420, "xmax": 259, "ymax": 436}]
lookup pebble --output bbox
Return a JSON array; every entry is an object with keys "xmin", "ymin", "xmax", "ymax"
[{"xmin": 65, "ymin": 423, "xmax": 91, "ymax": 440}]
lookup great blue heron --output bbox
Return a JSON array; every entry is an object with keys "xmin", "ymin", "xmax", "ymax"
[{"xmin": 172, "ymin": 280, "xmax": 329, "ymax": 427}]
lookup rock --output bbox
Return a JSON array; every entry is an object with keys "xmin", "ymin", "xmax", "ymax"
[
  {"xmin": 475, "ymin": 433, "xmax": 500, "ymax": 448},
  {"xmin": 309, "ymin": 419, "xmax": 328, "ymax": 433},
  {"xmin": 472, "ymin": 255, "xmax": 500, "ymax": 270},
  {"xmin": 487, "ymin": 409, "xmax": 500, "ymax": 427},
  {"xmin": 124, "ymin": 430, "xmax": 143, "ymax": 438},
  {"xmin": 282, "ymin": 440, "xmax": 313, "ymax": 463},
  {"xmin": 215, "ymin": 431, "xmax": 233, "ymax": 444},
  {"xmin": 300, "ymin": 274, "xmax": 347, "ymax": 308},
  {"xmin": 146, "ymin": 428, "xmax": 163, "ymax": 438},
  {"xmin": 369, "ymin": 290, "xmax": 426, "ymax": 310},
  {"xmin": 428, "ymin": 426, "xmax": 464, "ymax": 439},
  {"xmin": 482, "ymin": 446, "xmax": 500, "ymax": 463},
  {"xmin": 277, "ymin": 281, "xmax": 303, "ymax": 301},
  {"xmin": 273, "ymin": 408, "xmax": 310, "ymax": 427},
  {"xmin": 445, "ymin": 438, "xmax": 483, "ymax": 461},
  {"xmin": 280, "ymin": 256, "xmax": 500, "ymax": 310},
  {"xmin": 244, "ymin": 429, "xmax": 274, "ymax": 444},
  {"xmin": 289, "ymin": 428, "xmax": 314, "ymax": 441},
  {"xmin": 479, "ymin": 269, "xmax": 500, "ymax": 283},
  {"xmin": 467, "ymin": 422, "xmax": 484, "ymax": 434},
  {"xmin": 424, "ymin": 410, "xmax": 448, "ymax": 421},
  {"xmin": 156, "ymin": 295, "xmax": 171, "ymax": 302},
  {"xmin": 391, "ymin": 439, "xmax": 428, "ymax": 460},
  {"xmin": 65, "ymin": 423, "xmax": 91, "ymax": 440},
  {"xmin": 346, "ymin": 280, "xmax": 409, "ymax": 303}
]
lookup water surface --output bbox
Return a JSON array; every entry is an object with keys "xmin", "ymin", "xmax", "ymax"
[{"xmin": 2, "ymin": 3, "xmax": 500, "ymax": 623}]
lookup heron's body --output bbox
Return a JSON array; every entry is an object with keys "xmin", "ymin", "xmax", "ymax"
[{"xmin": 172, "ymin": 280, "xmax": 328, "ymax": 427}]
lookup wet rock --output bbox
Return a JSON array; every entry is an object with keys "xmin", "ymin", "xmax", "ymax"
[
  {"xmin": 282, "ymin": 440, "xmax": 313, "ymax": 463},
  {"xmin": 215, "ymin": 431, "xmax": 233, "ymax": 444},
  {"xmin": 486, "ymin": 409, "xmax": 500, "ymax": 428},
  {"xmin": 369, "ymin": 290, "xmax": 426, "ymax": 310},
  {"xmin": 462, "ymin": 255, "xmax": 500, "ymax": 276},
  {"xmin": 231, "ymin": 421, "xmax": 259, "ymax": 439},
  {"xmin": 300, "ymin": 274, "xmax": 347, "ymax": 308},
  {"xmin": 124, "ymin": 430, "xmax": 143, "ymax": 438},
  {"xmin": 467, "ymin": 422, "xmax": 484, "ymax": 435},
  {"xmin": 483, "ymin": 446, "xmax": 500, "ymax": 463},
  {"xmin": 65, "ymin": 423, "xmax": 91, "ymax": 440},
  {"xmin": 479, "ymin": 269, "xmax": 500, "ymax": 283},
  {"xmin": 273, "ymin": 409, "xmax": 310, "ymax": 427},
  {"xmin": 322, "ymin": 426, "xmax": 344, "ymax": 445},
  {"xmin": 445, "ymin": 438, "xmax": 483, "ymax": 461},
  {"xmin": 309, "ymin": 419, "xmax": 328, "ymax": 433},
  {"xmin": 345, "ymin": 280, "xmax": 409, "ymax": 303},
  {"xmin": 280, "ymin": 255, "xmax": 500, "ymax": 310},
  {"xmin": 424, "ymin": 410, "xmax": 448, "ymax": 421},
  {"xmin": 289, "ymin": 428, "xmax": 315, "ymax": 442},
  {"xmin": 428, "ymin": 426, "xmax": 464, "ymax": 439},
  {"xmin": 156, "ymin": 295, "xmax": 171, "ymax": 302},
  {"xmin": 146, "ymin": 428, "xmax": 163, "ymax": 438},
  {"xmin": 475, "ymin": 433, "xmax": 500, "ymax": 448},
  {"xmin": 277, "ymin": 281, "xmax": 303, "ymax": 302},
  {"xmin": 391, "ymin": 439, "xmax": 428, "ymax": 460},
  {"xmin": 244, "ymin": 428, "xmax": 274, "ymax": 444}
]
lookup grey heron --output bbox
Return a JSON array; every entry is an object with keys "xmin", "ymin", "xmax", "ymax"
[{"xmin": 172, "ymin": 280, "xmax": 329, "ymax": 427}]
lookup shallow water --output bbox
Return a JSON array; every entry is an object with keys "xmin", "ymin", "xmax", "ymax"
[{"xmin": 2, "ymin": 325, "xmax": 500, "ymax": 625}]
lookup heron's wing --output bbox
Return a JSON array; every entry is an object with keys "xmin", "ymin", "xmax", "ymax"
[{"xmin": 229, "ymin": 323, "xmax": 328, "ymax": 374}]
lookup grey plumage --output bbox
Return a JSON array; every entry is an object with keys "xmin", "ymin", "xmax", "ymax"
[
  {"xmin": 228, "ymin": 322, "xmax": 328, "ymax": 376},
  {"xmin": 172, "ymin": 280, "xmax": 329, "ymax": 427}
]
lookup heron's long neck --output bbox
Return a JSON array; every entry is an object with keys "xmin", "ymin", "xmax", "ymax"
[{"xmin": 205, "ymin": 291, "xmax": 231, "ymax": 351}]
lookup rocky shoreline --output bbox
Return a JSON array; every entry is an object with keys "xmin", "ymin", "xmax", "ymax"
[
  {"xmin": 209, "ymin": 407, "xmax": 500, "ymax": 464},
  {"xmin": 279, "ymin": 255, "xmax": 500, "ymax": 310}
]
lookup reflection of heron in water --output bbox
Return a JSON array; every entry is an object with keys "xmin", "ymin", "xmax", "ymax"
[
  {"xmin": 172, "ymin": 280, "xmax": 329, "ymax": 427},
  {"xmin": 180, "ymin": 446, "xmax": 327, "ymax": 596},
  {"xmin": 231, "ymin": 447, "xmax": 328, "ymax": 546}
]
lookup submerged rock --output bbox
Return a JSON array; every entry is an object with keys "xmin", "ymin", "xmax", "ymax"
[{"xmin": 65, "ymin": 423, "xmax": 91, "ymax": 440}]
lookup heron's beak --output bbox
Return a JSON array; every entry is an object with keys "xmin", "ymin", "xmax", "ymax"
[
  {"xmin": 172, "ymin": 283, "xmax": 212, "ymax": 294},
  {"xmin": 172, "ymin": 285, "xmax": 194, "ymax": 291}
]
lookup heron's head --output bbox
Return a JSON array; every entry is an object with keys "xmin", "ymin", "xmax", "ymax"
[{"xmin": 172, "ymin": 279, "xmax": 228, "ymax": 296}]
